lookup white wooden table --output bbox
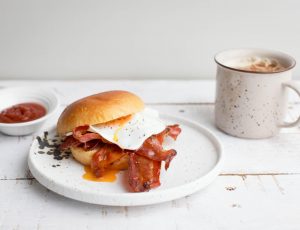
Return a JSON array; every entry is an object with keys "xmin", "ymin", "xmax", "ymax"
[{"xmin": 1, "ymin": 80, "xmax": 300, "ymax": 230}]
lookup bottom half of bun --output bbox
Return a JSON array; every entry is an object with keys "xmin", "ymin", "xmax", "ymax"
[
  {"xmin": 70, "ymin": 145, "xmax": 129, "ymax": 170},
  {"xmin": 70, "ymin": 146, "xmax": 98, "ymax": 166}
]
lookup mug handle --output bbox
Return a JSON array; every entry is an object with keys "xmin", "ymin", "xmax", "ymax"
[{"xmin": 281, "ymin": 81, "xmax": 300, "ymax": 127}]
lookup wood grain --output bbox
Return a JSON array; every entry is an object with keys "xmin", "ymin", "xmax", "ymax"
[
  {"xmin": 0, "ymin": 80, "xmax": 299, "ymax": 229},
  {"xmin": 1, "ymin": 175, "xmax": 299, "ymax": 229}
]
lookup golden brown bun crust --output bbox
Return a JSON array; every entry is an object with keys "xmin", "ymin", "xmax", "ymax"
[
  {"xmin": 57, "ymin": 90, "xmax": 144, "ymax": 136},
  {"xmin": 70, "ymin": 146, "xmax": 98, "ymax": 166}
]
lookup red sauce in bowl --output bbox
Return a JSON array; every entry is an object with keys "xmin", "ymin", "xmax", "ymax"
[{"xmin": 0, "ymin": 103, "xmax": 47, "ymax": 123}]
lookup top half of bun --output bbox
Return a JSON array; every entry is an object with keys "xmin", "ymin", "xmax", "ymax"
[{"xmin": 57, "ymin": 90, "xmax": 144, "ymax": 136}]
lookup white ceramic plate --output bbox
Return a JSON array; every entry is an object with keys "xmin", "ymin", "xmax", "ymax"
[{"xmin": 28, "ymin": 115, "xmax": 223, "ymax": 206}]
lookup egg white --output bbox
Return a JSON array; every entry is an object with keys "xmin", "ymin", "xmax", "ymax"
[{"xmin": 89, "ymin": 108, "xmax": 166, "ymax": 150}]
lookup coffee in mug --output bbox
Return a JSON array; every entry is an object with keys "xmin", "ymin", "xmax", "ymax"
[
  {"xmin": 214, "ymin": 49, "xmax": 300, "ymax": 139},
  {"xmin": 234, "ymin": 56, "xmax": 285, "ymax": 73}
]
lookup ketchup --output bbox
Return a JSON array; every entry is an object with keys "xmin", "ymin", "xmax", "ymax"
[{"xmin": 0, "ymin": 103, "xmax": 46, "ymax": 123}]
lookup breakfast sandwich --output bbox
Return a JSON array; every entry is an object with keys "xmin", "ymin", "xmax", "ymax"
[{"xmin": 58, "ymin": 90, "xmax": 181, "ymax": 192}]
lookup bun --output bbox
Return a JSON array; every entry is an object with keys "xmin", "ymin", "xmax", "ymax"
[
  {"xmin": 71, "ymin": 145, "xmax": 129, "ymax": 169},
  {"xmin": 57, "ymin": 90, "xmax": 144, "ymax": 136},
  {"xmin": 70, "ymin": 146, "xmax": 99, "ymax": 166}
]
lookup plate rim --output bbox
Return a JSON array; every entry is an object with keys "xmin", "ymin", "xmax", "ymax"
[{"xmin": 28, "ymin": 114, "xmax": 223, "ymax": 206}]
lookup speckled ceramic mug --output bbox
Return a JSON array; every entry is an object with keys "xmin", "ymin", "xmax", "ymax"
[{"xmin": 214, "ymin": 49, "xmax": 300, "ymax": 139}]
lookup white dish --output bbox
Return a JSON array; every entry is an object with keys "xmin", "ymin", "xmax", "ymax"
[
  {"xmin": 28, "ymin": 115, "xmax": 223, "ymax": 206},
  {"xmin": 0, "ymin": 87, "xmax": 60, "ymax": 136}
]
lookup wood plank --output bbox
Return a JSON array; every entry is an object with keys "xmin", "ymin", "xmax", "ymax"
[
  {"xmin": 1, "ymin": 80, "xmax": 300, "ymax": 104},
  {"xmin": 1, "ymin": 104, "xmax": 300, "ymax": 179},
  {"xmin": 0, "ymin": 175, "xmax": 299, "ymax": 229},
  {"xmin": 0, "ymin": 80, "xmax": 215, "ymax": 104}
]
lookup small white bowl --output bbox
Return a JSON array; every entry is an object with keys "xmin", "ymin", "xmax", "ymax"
[{"xmin": 0, "ymin": 87, "xmax": 60, "ymax": 136}]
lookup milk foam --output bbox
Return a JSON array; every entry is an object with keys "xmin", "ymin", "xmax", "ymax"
[{"xmin": 225, "ymin": 56, "xmax": 285, "ymax": 73}]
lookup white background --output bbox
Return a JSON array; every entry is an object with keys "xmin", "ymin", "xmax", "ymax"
[{"xmin": 0, "ymin": 0, "xmax": 299, "ymax": 79}]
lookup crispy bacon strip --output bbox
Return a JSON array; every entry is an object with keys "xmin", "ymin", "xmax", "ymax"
[
  {"xmin": 135, "ymin": 124, "xmax": 181, "ymax": 170},
  {"xmin": 73, "ymin": 125, "xmax": 89, "ymax": 136},
  {"xmin": 136, "ymin": 136, "xmax": 176, "ymax": 170},
  {"xmin": 60, "ymin": 125, "xmax": 104, "ymax": 151},
  {"xmin": 128, "ymin": 125, "xmax": 181, "ymax": 192},
  {"xmin": 60, "ymin": 136, "xmax": 101, "ymax": 151},
  {"xmin": 156, "ymin": 124, "xmax": 181, "ymax": 142},
  {"xmin": 91, "ymin": 144, "xmax": 127, "ymax": 177},
  {"xmin": 83, "ymin": 139, "xmax": 102, "ymax": 150},
  {"xmin": 60, "ymin": 136, "xmax": 80, "ymax": 150},
  {"xmin": 128, "ymin": 153, "xmax": 161, "ymax": 192},
  {"xmin": 165, "ymin": 124, "xmax": 181, "ymax": 140},
  {"xmin": 73, "ymin": 125, "xmax": 102, "ymax": 143}
]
